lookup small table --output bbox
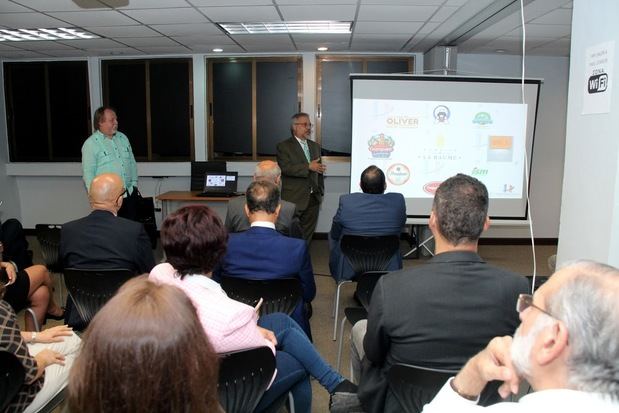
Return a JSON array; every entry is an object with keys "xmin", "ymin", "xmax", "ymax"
[{"xmin": 156, "ymin": 191, "xmax": 239, "ymax": 219}]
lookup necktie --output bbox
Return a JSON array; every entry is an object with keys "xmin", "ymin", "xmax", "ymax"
[{"xmin": 301, "ymin": 140, "xmax": 311, "ymax": 162}]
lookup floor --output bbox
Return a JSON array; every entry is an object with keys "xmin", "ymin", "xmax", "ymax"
[{"xmin": 22, "ymin": 237, "xmax": 557, "ymax": 413}]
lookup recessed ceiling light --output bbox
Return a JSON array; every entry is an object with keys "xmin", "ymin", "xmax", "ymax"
[
  {"xmin": 495, "ymin": 49, "xmax": 506, "ymax": 53},
  {"xmin": 0, "ymin": 27, "xmax": 99, "ymax": 41},
  {"xmin": 317, "ymin": 46, "xmax": 328, "ymax": 51},
  {"xmin": 218, "ymin": 21, "xmax": 352, "ymax": 35},
  {"xmin": 213, "ymin": 48, "xmax": 223, "ymax": 52}
]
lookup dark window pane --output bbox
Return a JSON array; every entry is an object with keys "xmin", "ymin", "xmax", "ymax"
[
  {"xmin": 212, "ymin": 61, "xmax": 252, "ymax": 156},
  {"xmin": 256, "ymin": 61, "xmax": 298, "ymax": 156},
  {"xmin": 104, "ymin": 62, "xmax": 148, "ymax": 159},
  {"xmin": 4, "ymin": 63, "xmax": 49, "ymax": 161},
  {"xmin": 367, "ymin": 60, "xmax": 409, "ymax": 74},
  {"xmin": 150, "ymin": 60, "xmax": 191, "ymax": 160},
  {"xmin": 319, "ymin": 61, "xmax": 362, "ymax": 156},
  {"xmin": 48, "ymin": 61, "xmax": 90, "ymax": 160}
]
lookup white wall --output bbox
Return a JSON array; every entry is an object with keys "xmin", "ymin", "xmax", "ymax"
[
  {"xmin": 1, "ymin": 51, "xmax": 570, "ymax": 239},
  {"xmin": 557, "ymin": 0, "xmax": 619, "ymax": 266}
]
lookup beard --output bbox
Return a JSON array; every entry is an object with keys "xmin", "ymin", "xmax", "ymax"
[{"xmin": 510, "ymin": 314, "xmax": 555, "ymax": 377}]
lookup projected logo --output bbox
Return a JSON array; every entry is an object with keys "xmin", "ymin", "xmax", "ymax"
[
  {"xmin": 423, "ymin": 181, "xmax": 442, "ymax": 195},
  {"xmin": 487, "ymin": 136, "xmax": 513, "ymax": 162},
  {"xmin": 386, "ymin": 116, "xmax": 419, "ymax": 128},
  {"xmin": 387, "ymin": 163, "xmax": 410, "ymax": 186},
  {"xmin": 472, "ymin": 112, "xmax": 493, "ymax": 126},
  {"xmin": 433, "ymin": 105, "xmax": 450, "ymax": 123},
  {"xmin": 471, "ymin": 167, "xmax": 488, "ymax": 176},
  {"xmin": 368, "ymin": 133, "xmax": 395, "ymax": 159}
]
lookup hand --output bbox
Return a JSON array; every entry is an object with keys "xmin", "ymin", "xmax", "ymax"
[
  {"xmin": 35, "ymin": 349, "xmax": 66, "ymax": 368},
  {"xmin": 452, "ymin": 336, "xmax": 520, "ymax": 399},
  {"xmin": 309, "ymin": 158, "xmax": 327, "ymax": 174},
  {"xmin": 1, "ymin": 261, "xmax": 17, "ymax": 285},
  {"xmin": 36, "ymin": 325, "xmax": 73, "ymax": 343},
  {"xmin": 257, "ymin": 326, "xmax": 278, "ymax": 347}
]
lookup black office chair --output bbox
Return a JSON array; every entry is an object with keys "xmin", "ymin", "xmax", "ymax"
[
  {"xmin": 388, "ymin": 363, "xmax": 458, "ymax": 413},
  {"xmin": 63, "ymin": 268, "xmax": 135, "ymax": 329},
  {"xmin": 217, "ymin": 346, "xmax": 277, "ymax": 413},
  {"xmin": 0, "ymin": 351, "xmax": 66, "ymax": 413},
  {"xmin": 332, "ymin": 235, "xmax": 400, "ymax": 340},
  {"xmin": 35, "ymin": 224, "xmax": 64, "ymax": 307},
  {"xmin": 336, "ymin": 271, "xmax": 387, "ymax": 372},
  {"xmin": 219, "ymin": 276, "xmax": 303, "ymax": 317}
]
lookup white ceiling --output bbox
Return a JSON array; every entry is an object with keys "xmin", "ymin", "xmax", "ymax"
[{"xmin": 0, "ymin": 0, "xmax": 573, "ymax": 58}]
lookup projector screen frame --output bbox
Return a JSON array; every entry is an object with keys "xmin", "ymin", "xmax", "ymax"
[{"xmin": 349, "ymin": 74, "xmax": 542, "ymax": 221}]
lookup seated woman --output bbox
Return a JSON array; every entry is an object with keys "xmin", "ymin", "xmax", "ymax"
[
  {"xmin": 0, "ymin": 278, "xmax": 81, "ymax": 413},
  {"xmin": 150, "ymin": 205, "xmax": 356, "ymax": 413},
  {"xmin": 68, "ymin": 277, "xmax": 221, "ymax": 413},
  {"xmin": 1, "ymin": 261, "xmax": 64, "ymax": 331}
]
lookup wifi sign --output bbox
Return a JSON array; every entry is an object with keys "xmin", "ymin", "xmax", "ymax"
[{"xmin": 588, "ymin": 73, "xmax": 608, "ymax": 94}]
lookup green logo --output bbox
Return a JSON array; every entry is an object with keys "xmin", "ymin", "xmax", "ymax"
[
  {"xmin": 472, "ymin": 167, "xmax": 488, "ymax": 176},
  {"xmin": 473, "ymin": 112, "xmax": 493, "ymax": 125}
]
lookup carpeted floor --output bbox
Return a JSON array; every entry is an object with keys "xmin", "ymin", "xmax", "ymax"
[{"xmin": 22, "ymin": 236, "xmax": 556, "ymax": 413}]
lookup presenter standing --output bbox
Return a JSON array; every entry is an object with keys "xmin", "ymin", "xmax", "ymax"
[
  {"xmin": 276, "ymin": 112, "xmax": 326, "ymax": 243},
  {"xmin": 81, "ymin": 106, "xmax": 139, "ymax": 220}
]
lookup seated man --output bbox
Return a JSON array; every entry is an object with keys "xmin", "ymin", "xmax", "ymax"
[
  {"xmin": 353, "ymin": 174, "xmax": 529, "ymax": 413},
  {"xmin": 215, "ymin": 180, "xmax": 316, "ymax": 339},
  {"xmin": 225, "ymin": 160, "xmax": 301, "ymax": 238},
  {"xmin": 422, "ymin": 260, "xmax": 619, "ymax": 412},
  {"xmin": 60, "ymin": 173, "xmax": 155, "ymax": 328},
  {"xmin": 329, "ymin": 165, "xmax": 406, "ymax": 282}
]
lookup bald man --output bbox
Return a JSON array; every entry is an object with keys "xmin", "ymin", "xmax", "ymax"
[
  {"xmin": 60, "ymin": 173, "xmax": 155, "ymax": 327},
  {"xmin": 225, "ymin": 160, "xmax": 302, "ymax": 238}
]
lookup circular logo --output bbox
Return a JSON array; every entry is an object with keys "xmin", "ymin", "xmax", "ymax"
[
  {"xmin": 433, "ymin": 105, "xmax": 450, "ymax": 123},
  {"xmin": 387, "ymin": 163, "xmax": 410, "ymax": 186},
  {"xmin": 423, "ymin": 181, "xmax": 442, "ymax": 195}
]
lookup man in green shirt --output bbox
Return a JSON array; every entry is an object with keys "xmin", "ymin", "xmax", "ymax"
[{"xmin": 81, "ymin": 106, "xmax": 138, "ymax": 219}]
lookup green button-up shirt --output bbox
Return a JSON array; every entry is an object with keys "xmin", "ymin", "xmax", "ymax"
[{"xmin": 81, "ymin": 130, "xmax": 138, "ymax": 193}]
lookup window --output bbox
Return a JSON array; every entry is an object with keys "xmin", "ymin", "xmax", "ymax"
[
  {"xmin": 208, "ymin": 57, "xmax": 302, "ymax": 160},
  {"xmin": 316, "ymin": 56, "xmax": 414, "ymax": 157},
  {"xmin": 4, "ymin": 61, "xmax": 90, "ymax": 161},
  {"xmin": 102, "ymin": 58, "xmax": 193, "ymax": 161}
]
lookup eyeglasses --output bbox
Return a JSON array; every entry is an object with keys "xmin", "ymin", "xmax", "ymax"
[
  {"xmin": 294, "ymin": 122, "xmax": 312, "ymax": 128},
  {"xmin": 516, "ymin": 294, "xmax": 557, "ymax": 320}
]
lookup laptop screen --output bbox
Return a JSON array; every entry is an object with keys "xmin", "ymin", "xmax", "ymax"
[{"xmin": 203, "ymin": 172, "xmax": 238, "ymax": 193}]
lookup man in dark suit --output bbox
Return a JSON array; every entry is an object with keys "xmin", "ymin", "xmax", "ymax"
[
  {"xmin": 352, "ymin": 174, "xmax": 529, "ymax": 413},
  {"xmin": 60, "ymin": 173, "xmax": 155, "ymax": 327},
  {"xmin": 329, "ymin": 165, "xmax": 406, "ymax": 282},
  {"xmin": 276, "ymin": 112, "xmax": 326, "ymax": 243},
  {"xmin": 225, "ymin": 160, "xmax": 301, "ymax": 238},
  {"xmin": 215, "ymin": 180, "xmax": 316, "ymax": 339}
]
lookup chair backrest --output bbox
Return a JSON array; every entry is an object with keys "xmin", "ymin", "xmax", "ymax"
[
  {"xmin": 355, "ymin": 271, "xmax": 388, "ymax": 308},
  {"xmin": 0, "ymin": 351, "xmax": 26, "ymax": 412},
  {"xmin": 63, "ymin": 268, "xmax": 135, "ymax": 327},
  {"xmin": 219, "ymin": 276, "xmax": 302, "ymax": 316},
  {"xmin": 35, "ymin": 224, "xmax": 63, "ymax": 272},
  {"xmin": 388, "ymin": 363, "xmax": 458, "ymax": 413},
  {"xmin": 340, "ymin": 235, "xmax": 400, "ymax": 276},
  {"xmin": 218, "ymin": 346, "xmax": 276, "ymax": 413}
]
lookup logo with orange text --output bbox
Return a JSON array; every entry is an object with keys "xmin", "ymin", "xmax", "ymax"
[{"xmin": 368, "ymin": 134, "xmax": 395, "ymax": 158}]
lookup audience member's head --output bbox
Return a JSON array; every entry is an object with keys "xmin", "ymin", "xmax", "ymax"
[
  {"xmin": 245, "ymin": 180, "xmax": 281, "ymax": 219},
  {"xmin": 360, "ymin": 165, "xmax": 386, "ymax": 194},
  {"xmin": 88, "ymin": 173, "xmax": 125, "ymax": 214},
  {"xmin": 254, "ymin": 160, "xmax": 282, "ymax": 185},
  {"xmin": 511, "ymin": 260, "xmax": 619, "ymax": 399},
  {"xmin": 68, "ymin": 277, "xmax": 220, "ymax": 413},
  {"xmin": 161, "ymin": 205, "xmax": 227, "ymax": 277},
  {"xmin": 93, "ymin": 106, "xmax": 118, "ymax": 137},
  {"xmin": 431, "ymin": 173, "xmax": 489, "ymax": 246}
]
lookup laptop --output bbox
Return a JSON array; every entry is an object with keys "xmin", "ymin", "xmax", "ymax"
[{"xmin": 197, "ymin": 171, "xmax": 239, "ymax": 197}]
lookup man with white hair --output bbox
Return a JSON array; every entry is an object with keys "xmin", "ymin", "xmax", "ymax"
[
  {"xmin": 225, "ymin": 160, "xmax": 301, "ymax": 237},
  {"xmin": 422, "ymin": 260, "xmax": 619, "ymax": 412}
]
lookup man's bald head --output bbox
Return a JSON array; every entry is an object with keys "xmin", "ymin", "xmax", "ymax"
[
  {"xmin": 254, "ymin": 160, "xmax": 281, "ymax": 184},
  {"xmin": 89, "ymin": 173, "xmax": 125, "ymax": 213}
]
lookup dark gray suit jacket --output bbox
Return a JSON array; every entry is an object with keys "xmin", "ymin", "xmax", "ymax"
[
  {"xmin": 225, "ymin": 195, "xmax": 301, "ymax": 237},
  {"xmin": 276, "ymin": 136, "xmax": 324, "ymax": 211},
  {"xmin": 358, "ymin": 251, "xmax": 529, "ymax": 413}
]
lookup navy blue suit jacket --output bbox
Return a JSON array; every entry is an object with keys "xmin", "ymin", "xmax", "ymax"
[
  {"xmin": 214, "ymin": 226, "xmax": 316, "ymax": 336},
  {"xmin": 329, "ymin": 192, "xmax": 406, "ymax": 282}
]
